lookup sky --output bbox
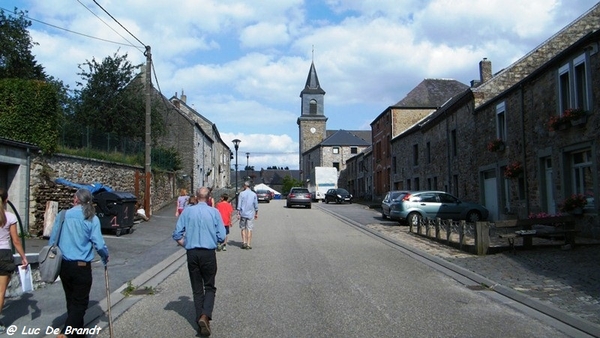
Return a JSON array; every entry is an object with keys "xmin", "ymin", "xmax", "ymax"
[{"xmin": 4, "ymin": 0, "xmax": 597, "ymax": 170}]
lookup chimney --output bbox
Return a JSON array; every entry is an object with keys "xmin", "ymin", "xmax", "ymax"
[
  {"xmin": 181, "ymin": 89, "xmax": 187, "ymax": 103},
  {"xmin": 479, "ymin": 58, "xmax": 492, "ymax": 83}
]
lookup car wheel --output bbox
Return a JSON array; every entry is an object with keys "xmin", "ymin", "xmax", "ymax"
[
  {"xmin": 466, "ymin": 210, "xmax": 482, "ymax": 223},
  {"xmin": 307, "ymin": 204, "xmax": 311, "ymax": 209},
  {"xmin": 287, "ymin": 203, "xmax": 291, "ymax": 208},
  {"xmin": 381, "ymin": 212, "xmax": 387, "ymax": 219},
  {"xmin": 325, "ymin": 199, "xmax": 329, "ymax": 204},
  {"xmin": 408, "ymin": 212, "xmax": 422, "ymax": 227}
]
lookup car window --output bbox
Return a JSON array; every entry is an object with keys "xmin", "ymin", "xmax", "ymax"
[
  {"xmin": 292, "ymin": 188, "xmax": 309, "ymax": 193},
  {"xmin": 338, "ymin": 189, "xmax": 349, "ymax": 194},
  {"xmin": 418, "ymin": 193, "xmax": 438, "ymax": 203},
  {"xmin": 439, "ymin": 193, "xmax": 458, "ymax": 203},
  {"xmin": 390, "ymin": 192, "xmax": 402, "ymax": 200}
]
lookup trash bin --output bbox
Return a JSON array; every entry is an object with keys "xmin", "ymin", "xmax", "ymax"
[{"xmin": 93, "ymin": 191, "xmax": 137, "ymax": 236}]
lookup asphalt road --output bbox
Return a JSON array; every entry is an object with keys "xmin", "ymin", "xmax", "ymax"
[{"xmin": 95, "ymin": 200, "xmax": 575, "ymax": 338}]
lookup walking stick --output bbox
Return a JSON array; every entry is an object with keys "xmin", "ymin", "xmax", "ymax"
[{"xmin": 104, "ymin": 265, "xmax": 115, "ymax": 338}]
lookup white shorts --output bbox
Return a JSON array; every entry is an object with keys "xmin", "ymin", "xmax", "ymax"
[{"xmin": 239, "ymin": 217, "xmax": 254, "ymax": 231}]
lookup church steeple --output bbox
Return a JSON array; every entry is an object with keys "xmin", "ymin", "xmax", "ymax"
[
  {"xmin": 301, "ymin": 61, "xmax": 326, "ymax": 96},
  {"xmin": 298, "ymin": 61, "xmax": 327, "ymax": 181}
]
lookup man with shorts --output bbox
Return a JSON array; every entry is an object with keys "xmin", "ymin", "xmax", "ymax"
[{"xmin": 237, "ymin": 181, "xmax": 258, "ymax": 249}]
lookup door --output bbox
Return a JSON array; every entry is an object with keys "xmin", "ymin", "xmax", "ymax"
[{"xmin": 483, "ymin": 170, "xmax": 498, "ymax": 221}]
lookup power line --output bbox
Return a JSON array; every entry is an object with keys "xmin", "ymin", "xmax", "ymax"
[
  {"xmin": 0, "ymin": 6, "xmax": 137, "ymax": 48},
  {"xmin": 76, "ymin": 0, "xmax": 143, "ymax": 53},
  {"xmin": 92, "ymin": 0, "xmax": 146, "ymax": 48}
]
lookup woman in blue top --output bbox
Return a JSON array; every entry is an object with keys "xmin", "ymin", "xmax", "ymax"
[{"xmin": 50, "ymin": 189, "xmax": 108, "ymax": 338}]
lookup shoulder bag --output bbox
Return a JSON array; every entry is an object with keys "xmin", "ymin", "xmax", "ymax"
[{"xmin": 38, "ymin": 210, "xmax": 65, "ymax": 283}]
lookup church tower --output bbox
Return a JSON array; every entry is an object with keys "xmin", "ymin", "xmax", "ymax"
[{"xmin": 298, "ymin": 61, "xmax": 327, "ymax": 181}]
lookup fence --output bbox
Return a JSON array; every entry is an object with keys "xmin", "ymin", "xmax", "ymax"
[
  {"xmin": 409, "ymin": 216, "xmax": 580, "ymax": 255},
  {"xmin": 59, "ymin": 124, "xmax": 179, "ymax": 171}
]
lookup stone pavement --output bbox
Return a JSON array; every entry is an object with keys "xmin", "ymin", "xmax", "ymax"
[{"xmin": 365, "ymin": 222, "xmax": 600, "ymax": 331}]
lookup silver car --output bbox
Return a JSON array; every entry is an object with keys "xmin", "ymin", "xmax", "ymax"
[
  {"xmin": 286, "ymin": 187, "xmax": 312, "ymax": 209},
  {"xmin": 383, "ymin": 190, "xmax": 489, "ymax": 226}
]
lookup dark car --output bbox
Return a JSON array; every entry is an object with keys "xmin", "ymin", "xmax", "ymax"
[
  {"xmin": 381, "ymin": 190, "xmax": 410, "ymax": 220},
  {"xmin": 256, "ymin": 189, "xmax": 271, "ymax": 203},
  {"xmin": 286, "ymin": 187, "xmax": 312, "ymax": 208},
  {"xmin": 385, "ymin": 190, "xmax": 489, "ymax": 226},
  {"xmin": 324, "ymin": 188, "xmax": 353, "ymax": 204}
]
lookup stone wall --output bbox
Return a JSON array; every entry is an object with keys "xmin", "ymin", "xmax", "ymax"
[{"xmin": 27, "ymin": 154, "xmax": 175, "ymax": 236}]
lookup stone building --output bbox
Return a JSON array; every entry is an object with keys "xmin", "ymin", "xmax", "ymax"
[
  {"xmin": 370, "ymin": 79, "xmax": 469, "ymax": 199},
  {"xmin": 389, "ymin": 3, "xmax": 600, "ymax": 237},
  {"xmin": 166, "ymin": 91, "xmax": 231, "ymax": 191}
]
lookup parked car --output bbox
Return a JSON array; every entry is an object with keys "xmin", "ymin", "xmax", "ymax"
[
  {"xmin": 324, "ymin": 188, "xmax": 353, "ymax": 204},
  {"xmin": 256, "ymin": 189, "xmax": 271, "ymax": 203},
  {"xmin": 382, "ymin": 190, "xmax": 489, "ymax": 226},
  {"xmin": 381, "ymin": 190, "xmax": 410, "ymax": 220},
  {"xmin": 286, "ymin": 187, "xmax": 312, "ymax": 208}
]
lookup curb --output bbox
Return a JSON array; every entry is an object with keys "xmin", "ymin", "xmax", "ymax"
[{"xmin": 83, "ymin": 248, "xmax": 188, "ymax": 332}]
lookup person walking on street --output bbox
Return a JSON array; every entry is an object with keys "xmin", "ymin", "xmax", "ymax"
[
  {"xmin": 215, "ymin": 193, "xmax": 234, "ymax": 251},
  {"xmin": 0, "ymin": 189, "xmax": 28, "ymax": 334},
  {"xmin": 176, "ymin": 188, "xmax": 189, "ymax": 216},
  {"xmin": 172, "ymin": 187, "xmax": 226, "ymax": 337},
  {"xmin": 50, "ymin": 189, "xmax": 109, "ymax": 338},
  {"xmin": 237, "ymin": 181, "xmax": 258, "ymax": 250}
]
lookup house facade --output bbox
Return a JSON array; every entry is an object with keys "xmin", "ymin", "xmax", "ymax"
[
  {"xmin": 370, "ymin": 79, "xmax": 469, "ymax": 199},
  {"xmin": 163, "ymin": 92, "xmax": 231, "ymax": 191},
  {"xmin": 386, "ymin": 3, "xmax": 600, "ymax": 237}
]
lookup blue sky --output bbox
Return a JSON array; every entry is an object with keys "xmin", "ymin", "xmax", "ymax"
[{"xmin": 4, "ymin": 0, "xmax": 596, "ymax": 170}]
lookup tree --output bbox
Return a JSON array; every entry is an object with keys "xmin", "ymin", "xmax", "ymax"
[
  {"xmin": 73, "ymin": 51, "xmax": 164, "ymax": 142},
  {"xmin": 0, "ymin": 8, "xmax": 46, "ymax": 80},
  {"xmin": 282, "ymin": 175, "xmax": 303, "ymax": 194}
]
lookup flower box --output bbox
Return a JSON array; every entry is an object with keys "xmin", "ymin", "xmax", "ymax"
[
  {"xmin": 487, "ymin": 139, "xmax": 505, "ymax": 152},
  {"xmin": 504, "ymin": 161, "xmax": 523, "ymax": 179},
  {"xmin": 559, "ymin": 194, "xmax": 587, "ymax": 213}
]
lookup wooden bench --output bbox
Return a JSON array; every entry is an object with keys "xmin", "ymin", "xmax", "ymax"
[{"xmin": 495, "ymin": 216, "xmax": 578, "ymax": 253}]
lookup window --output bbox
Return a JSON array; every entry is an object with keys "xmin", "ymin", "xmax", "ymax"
[
  {"xmin": 570, "ymin": 149, "xmax": 594, "ymax": 209},
  {"xmin": 309, "ymin": 99, "xmax": 317, "ymax": 115},
  {"xmin": 332, "ymin": 147, "xmax": 340, "ymax": 154},
  {"xmin": 350, "ymin": 147, "xmax": 357, "ymax": 154},
  {"xmin": 333, "ymin": 162, "xmax": 340, "ymax": 170},
  {"xmin": 414, "ymin": 177, "xmax": 420, "ymax": 190},
  {"xmin": 426, "ymin": 142, "xmax": 431, "ymax": 164},
  {"xmin": 413, "ymin": 144, "xmax": 419, "ymax": 166},
  {"xmin": 496, "ymin": 102, "xmax": 506, "ymax": 140},
  {"xmin": 392, "ymin": 156, "xmax": 397, "ymax": 174},
  {"xmin": 558, "ymin": 53, "xmax": 590, "ymax": 113},
  {"xmin": 451, "ymin": 129, "xmax": 457, "ymax": 157}
]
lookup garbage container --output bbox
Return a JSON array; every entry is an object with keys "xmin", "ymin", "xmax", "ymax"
[{"xmin": 93, "ymin": 191, "xmax": 137, "ymax": 236}]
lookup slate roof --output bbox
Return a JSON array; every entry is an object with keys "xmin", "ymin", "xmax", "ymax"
[
  {"xmin": 300, "ymin": 61, "xmax": 326, "ymax": 95},
  {"xmin": 394, "ymin": 79, "xmax": 469, "ymax": 108},
  {"xmin": 321, "ymin": 130, "xmax": 371, "ymax": 146}
]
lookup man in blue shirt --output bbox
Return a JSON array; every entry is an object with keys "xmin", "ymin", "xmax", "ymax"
[
  {"xmin": 173, "ymin": 186, "xmax": 225, "ymax": 337},
  {"xmin": 237, "ymin": 181, "xmax": 258, "ymax": 249}
]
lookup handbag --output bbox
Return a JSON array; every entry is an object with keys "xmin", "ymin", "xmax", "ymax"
[{"xmin": 38, "ymin": 210, "xmax": 65, "ymax": 283}]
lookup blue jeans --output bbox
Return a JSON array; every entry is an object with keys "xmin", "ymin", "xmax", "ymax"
[{"xmin": 186, "ymin": 249, "xmax": 217, "ymax": 321}]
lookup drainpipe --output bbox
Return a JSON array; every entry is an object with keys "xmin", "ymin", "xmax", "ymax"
[
  {"xmin": 520, "ymin": 84, "xmax": 529, "ymax": 214},
  {"xmin": 25, "ymin": 147, "xmax": 31, "ymax": 232}
]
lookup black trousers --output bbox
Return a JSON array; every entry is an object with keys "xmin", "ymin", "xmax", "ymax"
[
  {"xmin": 186, "ymin": 249, "xmax": 217, "ymax": 321},
  {"xmin": 59, "ymin": 260, "xmax": 92, "ymax": 338}
]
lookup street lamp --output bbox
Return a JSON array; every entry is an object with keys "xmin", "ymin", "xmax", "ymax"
[
  {"xmin": 246, "ymin": 152, "xmax": 250, "ymax": 180},
  {"xmin": 233, "ymin": 139, "xmax": 241, "ymax": 194}
]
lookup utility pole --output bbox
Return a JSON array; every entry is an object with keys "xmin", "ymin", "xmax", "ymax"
[{"xmin": 144, "ymin": 46, "xmax": 152, "ymax": 215}]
